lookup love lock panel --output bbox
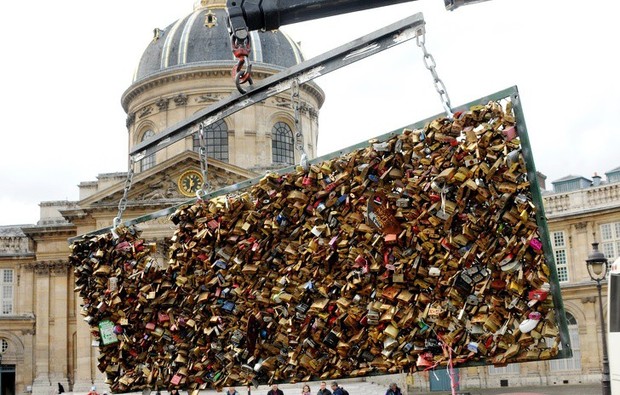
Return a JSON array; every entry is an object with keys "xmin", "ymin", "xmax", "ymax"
[{"xmin": 69, "ymin": 87, "xmax": 572, "ymax": 393}]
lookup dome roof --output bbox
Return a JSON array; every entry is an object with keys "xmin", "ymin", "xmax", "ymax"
[{"xmin": 133, "ymin": 3, "xmax": 305, "ymax": 82}]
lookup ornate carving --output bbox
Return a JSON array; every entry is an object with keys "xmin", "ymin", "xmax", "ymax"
[
  {"xmin": 22, "ymin": 260, "xmax": 70, "ymax": 276},
  {"xmin": 137, "ymin": 178, "xmax": 182, "ymax": 201},
  {"xmin": 156, "ymin": 98, "xmax": 170, "ymax": 111},
  {"xmin": 20, "ymin": 329, "xmax": 35, "ymax": 335},
  {"xmin": 50, "ymin": 261, "xmax": 70, "ymax": 276},
  {"xmin": 196, "ymin": 94, "xmax": 222, "ymax": 103},
  {"xmin": 574, "ymin": 222, "xmax": 588, "ymax": 233},
  {"xmin": 173, "ymin": 94, "xmax": 188, "ymax": 107},
  {"xmin": 275, "ymin": 97, "xmax": 291, "ymax": 108},
  {"xmin": 581, "ymin": 296, "xmax": 596, "ymax": 304},
  {"xmin": 126, "ymin": 112, "xmax": 136, "ymax": 128},
  {"xmin": 138, "ymin": 106, "xmax": 153, "ymax": 119}
]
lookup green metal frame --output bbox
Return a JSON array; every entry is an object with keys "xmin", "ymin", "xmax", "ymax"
[{"xmin": 69, "ymin": 85, "xmax": 572, "ymax": 364}]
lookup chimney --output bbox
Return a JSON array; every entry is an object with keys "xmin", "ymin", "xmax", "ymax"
[
  {"xmin": 536, "ymin": 171, "xmax": 547, "ymax": 191},
  {"xmin": 592, "ymin": 172, "xmax": 602, "ymax": 187}
]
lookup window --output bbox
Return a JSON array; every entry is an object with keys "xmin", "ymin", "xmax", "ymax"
[
  {"xmin": 608, "ymin": 172, "xmax": 620, "ymax": 183},
  {"xmin": 549, "ymin": 312, "xmax": 581, "ymax": 371},
  {"xmin": 601, "ymin": 222, "xmax": 620, "ymax": 270},
  {"xmin": 0, "ymin": 269, "xmax": 14, "ymax": 315},
  {"xmin": 488, "ymin": 363, "xmax": 519, "ymax": 375},
  {"xmin": 192, "ymin": 119, "xmax": 229, "ymax": 162},
  {"xmin": 552, "ymin": 231, "xmax": 569, "ymax": 282},
  {"xmin": 272, "ymin": 122, "xmax": 294, "ymax": 165},
  {"xmin": 140, "ymin": 130, "xmax": 156, "ymax": 171},
  {"xmin": 553, "ymin": 179, "xmax": 580, "ymax": 193}
]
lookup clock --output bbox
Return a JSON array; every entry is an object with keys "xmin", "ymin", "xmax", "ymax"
[{"xmin": 178, "ymin": 170, "xmax": 204, "ymax": 197}]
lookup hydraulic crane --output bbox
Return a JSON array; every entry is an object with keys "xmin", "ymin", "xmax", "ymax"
[{"xmin": 225, "ymin": 0, "xmax": 490, "ymax": 91}]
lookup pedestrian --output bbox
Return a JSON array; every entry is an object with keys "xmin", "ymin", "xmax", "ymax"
[
  {"xmin": 331, "ymin": 382, "xmax": 348, "ymax": 395},
  {"xmin": 385, "ymin": 383, "xmax": 401, "ymax": 395},
  {"xmin": 301, "ymin": 384, "xmax": 311, "ymax": 395},
  {"xmin": 267, "ymin": 384, "xmax": 284, "ymax": 395},
  {"xmin": 87, "ymin": 386, "xmax": 99, "ymax": 395},
  {"xmin": 57, "ymin": 383, "xmax": 65, "ymax": 394},
  {"xmin": 317, "ymin": 382, "xmax": 331, "ymax": 395},
  {"xmin": 227, "ymin": 386, "xmax": 240, "ymax": 395},
  {"xmin": 170, "ymin": 390, "xmax": 181, "ymax": 395}
]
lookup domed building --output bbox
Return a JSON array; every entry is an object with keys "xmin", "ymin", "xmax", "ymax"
[
  {"xmin": 124, "ymin": 0, "xmax": 323, "ymax": 175},
  {"xmin": 0, "ymin": 1, "xmax": 322, "ymax": 394}
]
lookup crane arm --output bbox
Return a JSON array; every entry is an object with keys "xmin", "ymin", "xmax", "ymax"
[{"xmin": 225, "ymin": 0, "xmax": 490, "ymax": 92}]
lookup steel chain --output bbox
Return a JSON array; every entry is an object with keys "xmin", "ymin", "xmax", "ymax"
[
  {"xmin": 113, "ymin": 156, "xmax": 136, "ymax": 228},
  {"xmin": 416, "ymin": 32, "xmax": 453, "ymax": 118},
  {"xmin": 197, "ymin": 123, "xmax": 211, "ymax": 200},
  {"xmin": 291, "ymin": 80, "xmax": 305, "ymax": 154}
]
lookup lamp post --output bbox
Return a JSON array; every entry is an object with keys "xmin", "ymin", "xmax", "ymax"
[{"xmin": 586, "ymin": 242, "xmax": 611, "ymax": 395}]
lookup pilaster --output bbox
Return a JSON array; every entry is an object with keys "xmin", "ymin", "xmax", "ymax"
[{"xmin": 32, "ymin": 265, "xmax": 50, "ymax": 393}]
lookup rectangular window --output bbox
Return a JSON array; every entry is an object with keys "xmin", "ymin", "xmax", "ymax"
[
  {"xmin": 601, "ymin": 222, "xmax": 620, "ymax": 271},
  {"xmin": 549, "ymin": 325, "xmax": 581, "ymax": 371},
  {"xmin": 488, "ymin": 364, "xmax": 520, "ymax": 375},
  {"xmin": 552, "ymin": 231, "xmax": 569, "ymax": 282},
  {"xmin": 0, "ymin": 269, "xmax": 14, "ymax": 315}
]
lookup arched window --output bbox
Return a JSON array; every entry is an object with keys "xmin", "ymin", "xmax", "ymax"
[
  {"xmin": 549, "ymin": 312, "xmax": 581, "ymax": 371},
  {"xmin": 193, "ymin": 119, "xmax": 229, "ymax": 162},
  {"xmin": 140, "ymin": 130, "xmax": 156, "ymax": 171},
  {"xmin": 272, "ymin": 121, "xmax": 294, "ymax": 165}
]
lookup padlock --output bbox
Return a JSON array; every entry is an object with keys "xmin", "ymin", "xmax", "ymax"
[{"xmin": 69, "ymin": 101, "xmax": 560, "ymax": 391}]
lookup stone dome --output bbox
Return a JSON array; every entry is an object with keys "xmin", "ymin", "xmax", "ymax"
[{"xmin": 132, "ymin": 1, "xmax": 305, "ymax": 83}]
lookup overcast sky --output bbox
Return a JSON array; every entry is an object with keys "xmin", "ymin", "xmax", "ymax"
[{"xmin": 1, "ymin": 0, "xmax": 618, "ymax": 226}]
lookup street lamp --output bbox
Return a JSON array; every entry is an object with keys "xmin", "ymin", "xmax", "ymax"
[{"xmin": 586, "ymin": 242, "xmax": 611, "ymax": 395}]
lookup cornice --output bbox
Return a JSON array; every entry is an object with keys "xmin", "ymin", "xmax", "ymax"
[
  {"xmin": 21, "ymin": 260, "xmax": 70, "ymax": 276},
  {"xmin": 0, "ymin": 253, "xmax": 36, "ymax": 260},
  {"xmin": 21, "ymin": 223, "xmax": 76, "ymax": 238},
  {"xmin": 546, "ymin": 204, "xmax": 620, "ymax": 222}
]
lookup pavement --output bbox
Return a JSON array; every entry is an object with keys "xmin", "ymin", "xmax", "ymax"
[{"xmin": 415, "ymin": 383, "xmax": 603, "ymax": 395}]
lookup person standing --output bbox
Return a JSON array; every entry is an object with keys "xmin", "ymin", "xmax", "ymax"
[
  {"xmin": 301, "ymin": 384, "xmax": 311, "ymax": 395},
  {"xmin": 170, "ymin": 390, "xmax": 181, "ymax": 395},
  {"xmin": 330, "ymin": 382, "xmax": 343, "ymax": 395},
  {"xmin": 87, "ymin": 386, "xmax": 99, "ymax": 395},
  {"xmin": 317, "ymin": 382, "xmax": 331, "ymax": 395},
  {"xmin": 267, "ymin": 384, "xmax": 284, "ymax": 395},
  {"xmin": 227, "ymin": 386, "xmax": 240, "ymax": 395},
  {"xmin": 385, "ymin": 383, "xmax": 402, "ymax": 395}
]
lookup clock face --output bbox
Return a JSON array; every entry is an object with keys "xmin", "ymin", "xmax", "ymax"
[{"xmin": 178, "ymin": 171, "xmax": 204, "ymax": 197}]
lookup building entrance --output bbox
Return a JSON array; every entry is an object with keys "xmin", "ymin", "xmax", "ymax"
[{"xmin": 0, "ymin": 364, "xmax": 16, "ymax": 395}]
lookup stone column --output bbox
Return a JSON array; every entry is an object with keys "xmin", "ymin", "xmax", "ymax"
[
  {"xmin": 49, "ymin": 263, "xmax": 70, "ymax": 392},
  {"xmin": 19, "ymin": 330, "xmax": 35, "ymax": 395},
  {"xmin": 582, "ymin": 296, "xmax": 600, "ymax": 374},
  {"xmin": 31, "ymin": 266, "xmax": 51, "ymax": 395},
  {"xmin": 72, "ymin": 286, "xmax": 96, "ymax": 393}
]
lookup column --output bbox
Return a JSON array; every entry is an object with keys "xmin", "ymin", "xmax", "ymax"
[
  {"xmin": 31, "ymin": 267, "xmax": 50, "ymax": 395},
  {"xmin": 72, "ymin": 284, "xmax": 96, "ymax": 393},
  {"xmin": 49, "ymin": 264, "xmax": 70, "ymax": 391}
]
